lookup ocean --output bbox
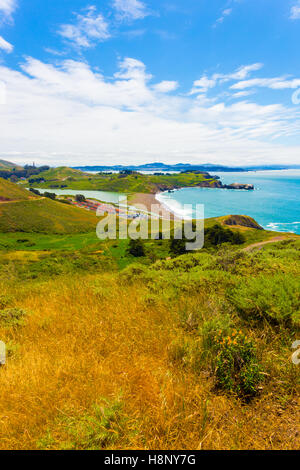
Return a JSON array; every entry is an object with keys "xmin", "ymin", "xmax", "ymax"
[{"xmin": 156, "ymin": 170, "xmax": 300, "ymax": 235}]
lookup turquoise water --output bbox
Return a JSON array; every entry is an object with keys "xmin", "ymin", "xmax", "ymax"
[
  {"xmin": 31, "ymin": 188, "xmax": 126, "ymax": 204},
  {"xmin": 156, "ymin": 170, "xmax": 300, "ymax": 234}
]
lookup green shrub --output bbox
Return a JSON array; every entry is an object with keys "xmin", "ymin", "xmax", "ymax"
[
  {"xmin": 169, "ymin": 236, "xmax": 188, "ymax": 256},
  {"xmin": 0, "ymin": 294, "xmax": 13, "ymax": 309},
  {"xmin": 205, "ymin": 224, "xmax": 245, "ymax": 247},
  {"xmin": 37, "ymin": 398, "xmax": 125, "ymax": 450},
  {"xmin": 0, "ymin": 308, "xmax": 27, "ymax": 327},
  {"xmin": 120, "ymin": 263, "xmax": 152, "ymax": 284},
  {"xmin": 59, "ymin": 399, "xmax": 124, "ymax": 450},
  {"xmin": 128, "ymin": 239, "xmax": 145, "ymax": 257},
  {"xmin": 201, "ymin": 315, "xmax": 233, "ymax": 357},
  {"xmin": 228, "ymin": 274, "xmax": 300, "ymax": 328},
  {"xmin": 5, "ymin": 340, "xmax": 20, "ymax": 358},
  {"xmin": 213, "ymin": 330, "xmax": 263, "ymax": 397}
]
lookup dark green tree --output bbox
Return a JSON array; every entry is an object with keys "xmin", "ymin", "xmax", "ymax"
[
  {"xmin": 75, "ymin": 194, "xmax": 86, "ymax": 203},
  {"xmin": 128, "ymin": 238, "xmax": 145, "ymax": 257}
]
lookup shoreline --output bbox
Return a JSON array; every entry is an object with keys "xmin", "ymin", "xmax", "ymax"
[{"xmin": 129, "ymin": 192, "xmax": 181, "ymax": 220}]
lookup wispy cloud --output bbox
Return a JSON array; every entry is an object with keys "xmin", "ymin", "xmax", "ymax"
[
  {"xmin": 58, "ymin": 6, "xmax": 110, "ymax": 48},
  {"xmin": 123, "ymin": 28, "xmax": 146, "ymax": 39},
  {"xmin": 231, "ymin": 90, "xmax": 254, "ymax": 99},
  {"xmin": 0, "ymin": 34, "xmax": 13, "ymax": 52},
  {"xmin": 213, "ymin": 0, "xmax": 244, "ymax": 28},
  {"xmin": 190, "ymin": 63, "xmax": 263, "ymax": 95},
  {"xmin": 0, "ymin": 0, "xmax": 16, "ymax": 52},
  {"xmin": 0, "ymin": 0, "xmax": 17, "ymax": 20},
  {"xmin": 225, "ymin": 63, "xmax": 263, "ymax": 81},
  {"xmin": 290, "ymin": 1, "xmax": 300, "ymax": 19},
  {"xmin": 190, "ymin": 76, "xmax": 218, "ymax": 95},
  {"xmin": 215, "ymin": 8, "xmax": 232, "ymax": 26},
  {"xmin": 231, "ymin": 77, "xmax": 300, "ymax": 90},
  {"xmin": 113, "ymin": 0, "xmax": 149, "ymax": 21}
]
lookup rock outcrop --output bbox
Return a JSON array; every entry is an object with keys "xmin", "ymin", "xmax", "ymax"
[
  {"xmin": 223, "ymin": 215, "xmax": 264, "ymax": 230},
  {"xmin": 223, "ymin": 183, "xmax": 254, "ymax": 190}
]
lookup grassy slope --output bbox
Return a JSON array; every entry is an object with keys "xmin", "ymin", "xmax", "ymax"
[
  {"xmin": 25, "ymin": 167, "xmax": 218, "ymax": 193},
  {"xmin": 0, "ymin": 238, "xmax": 299, "ymax": 450},
  {"xmin": 0, "ymin": 215, "xmax": 284, "ymax": 254},
  {"xmin": 0, "ymin": 159, "xmax": 22, "ymax": 171},
  {"xmin": 0, "ymin": 198, "xmax": 98, "ymax": 234},
  {"xmin": 0, "ymin": 178, "xmax": 36, "ymax": 201},
  {"xmin": 32, "ymin": 166, "xmax": 84, "ymax": 180},
  {"xmin": 0, "ymin": 177, "xmax": 97, "ymax": 234}
]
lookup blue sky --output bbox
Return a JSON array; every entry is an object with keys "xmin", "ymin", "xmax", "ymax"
[{"xmin": 0, "ymin": 0, "xmax": 300, "ymax": 166}]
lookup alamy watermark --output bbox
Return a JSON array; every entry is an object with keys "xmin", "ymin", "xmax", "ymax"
[
  {"xmin": 291, "ymin": 340, "xmax": 300, "ymax": 365},
  {"xmin": 0, "ymin": 341, "xmax": 6, "ymax": 366},
  {"xmin": 96, "ymin": 197, "xmax": 204, "ymax": 251},
  {"xmin": 292, "ymin": 89, "xmax": 300, "ymax": 105}
]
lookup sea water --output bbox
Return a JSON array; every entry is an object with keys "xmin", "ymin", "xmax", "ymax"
[{"xmin": 156, "ymin": 170, "xmax": 300, "ymax": 234}]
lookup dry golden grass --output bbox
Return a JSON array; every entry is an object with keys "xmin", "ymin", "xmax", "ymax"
[{"xmin": 0, "ymin": 274, "xmax": 299, "ymax": 450}]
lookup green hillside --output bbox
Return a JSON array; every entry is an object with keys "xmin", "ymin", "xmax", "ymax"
[
  {"xmin": 0, "ymin": 177, "xmax": 35, "ymax": 201},
  {"xmin": 25, "ymin": 167, "xmax": 218, "ymax": 193},
  {"xmin": 0, "ymin": 178, "xmax": 97, "ymax": 234},
  {"xmin": 0, "ymin": 198, "xmax": 97, "ymax": 234},
  {"xmin": 0, "ymin": 159, "xmax": 23, "ymax": 171},
  {"xmin": 31, "ymin": 166, "xmax": 84, "ymax": 180}
]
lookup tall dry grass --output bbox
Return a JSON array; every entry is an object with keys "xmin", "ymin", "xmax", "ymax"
[{"xmin": 0, "ymin": 274, "xmax": 299, "ymax": 450}]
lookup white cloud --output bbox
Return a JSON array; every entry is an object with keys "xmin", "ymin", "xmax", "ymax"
[
  {"xmin": 290, "ymin": 1, "xmax": 300, "ymax": 19},
  {"xmin": 226, "ymin": 63, "xmax": 263, "ymax": 80},
  {"xmin": 190, "ymin": 63, "xmax": 263, "ymax": 95},
  {"xmin": 190, "ymin": 77, "xmax": 218, "ymax": 95},
  {"xmin": 0, "ymin": 0, "xmax": 16, "ymax": 17},
  {"xmin": 232, "ymin": 90, "xmax": 254, "ymax": 98},
  {"xmin": 0, "ymin": 35, "xmax": 13, "ymax": 52},
  {"xmin": 113, "ymin": 0, "xmax": 149, "ymax": 21},
  {"xmin": 0, "ymin": 57, "xmax": 299, "ymax": 167},
  {"xmin": 215, "ymin": 8, "xmax": 232, "ymax": 25},
  {"xmin": 153, "ymin": 81, "xmax": 179, "ymax": 93},
  {"xmin": 231, "ymin": 77, "xmax": 300, "ymax": 90},
  {"xmin": 59, "ymin": 6, "xmax": 110, "ymax": 48}
]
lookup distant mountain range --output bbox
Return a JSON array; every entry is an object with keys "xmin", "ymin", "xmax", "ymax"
[
  {"xmin": 1, "ymin": 159, "xmax": 300, "ymax": 173},
  {"xmin": 73, "ymin": 162, "xmax": 300, "ymax": 172}
]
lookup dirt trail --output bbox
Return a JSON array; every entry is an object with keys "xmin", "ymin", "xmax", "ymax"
[{"xmin": 243, "ymin": 235, "xmax": 297, "ymax": 252}]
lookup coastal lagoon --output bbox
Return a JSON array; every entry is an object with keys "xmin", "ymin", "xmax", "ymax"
[
  {"xmin": 156, "ymin": 170, "xmax": 300, "ymax": 235},
  {"xmin": 31, "ymin": 188, "xmax": 126, "ymax": 204}
]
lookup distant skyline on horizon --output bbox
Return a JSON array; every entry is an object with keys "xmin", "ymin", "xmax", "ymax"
[{"xmin": 1, "ymin": 0, "xmax": 300, "ymax": 167}]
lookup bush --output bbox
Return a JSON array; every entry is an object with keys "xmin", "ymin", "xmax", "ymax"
[
  {"xmin": 0, "ymin": 308, "xmax": 27, "ymax": 327},
  {"xmin": 213, "ymin": 330, "xmax": 263, "ymax": 397},
  {"xmin": 38, "ymin": 398, "xmax": 125, "ymax": 450},
  {"xmin": 228, "ymin": 274, "xmax": 300, "ymax": 328},
  {"xmin": 128, "ymin": 239, "xmax": 145, "ymax": 257},
  {"xmin": 169, "ymin": 236, "xmax": 187, "ymax": 256},
  {"xmin": 44, "ymin": 192, "xmax": 56, "ymax": 200},
  {"xmin": 120, "ymin": 263, "xmax": 152, "ymax": 284},
  {"xmin": 205, "ymin": 224, "xmax": 245, "ymax": 247},
  {"xmin": 0, "ymin": 294, "xmax": 13, "ymax": 309},
  {"xmin": 75, "ymin": 194, "xmax": 86, "ymax": 203}
]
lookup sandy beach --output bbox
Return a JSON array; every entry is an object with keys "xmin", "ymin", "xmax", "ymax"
[{"xmin": 129, "ymin": 192, "xmax": 180, "ymax": 220}]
